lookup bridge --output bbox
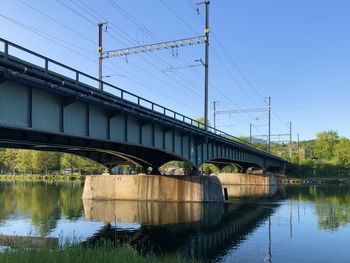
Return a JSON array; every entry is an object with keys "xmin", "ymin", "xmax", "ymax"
[{"xmin": 0, "ymin": 38, "xmax": 286, "ymax": 176}]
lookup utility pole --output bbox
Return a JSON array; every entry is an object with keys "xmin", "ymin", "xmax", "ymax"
[
  {"xmin": 249, "ymin": 123, "xmax": 252, "ymax": 143},
  {"xmin": 289, "ymin": 122, "xmax": 292, "ymax": 161},
  {"xmin": 98, "ymin": 22, "xmax": 107, "ymax": 91},
  {"xmin": 268, "ymin": 96, "xmax": 271, "ymax": 152},
  {"xmin": 297, "ymin": 133, "xmax": 300, "ymax": 164},
  {"xmin": 197, "ymin": 0, "xmax": 210, "ymax": 129},
  {"xmin": 204, "ymin": 0, "xmax": 209, "ymax": 130},
  {"xmin": 213, "ymin": 101, "xmax": 217, "ymax": 129}
]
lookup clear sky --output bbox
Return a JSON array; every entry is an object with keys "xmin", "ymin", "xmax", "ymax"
[{"xmin": 1, "ymin": 0, "xmax": 349, "ymax": 141}]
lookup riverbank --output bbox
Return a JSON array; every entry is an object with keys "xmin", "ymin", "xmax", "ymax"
[
  {"xmin": 0, "ymin": 244, "xmax": 197, "ymax": 263},
  {"xmin": 280, "ymin": 177, "xmax": 350, "ymax": 185},
  {"xmin": 0, "ymin": 174, "xmax": 85, "ymax": 182}
]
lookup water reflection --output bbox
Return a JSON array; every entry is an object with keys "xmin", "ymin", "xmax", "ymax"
[
  {"xmin": 84, "ymin": 201, "xmax": 278, "ymax": 260},
  {"xmin": 83, "ymin": 185, "xmax": 282, "ymax": 260},
  {"xmin": 2, "ymin": 181, "xmax": 350, "ymax": 261},
  {"xmin": 286, "ymin": 185, "xmax": 350, "ymax": 231},
  {"xmin": 84, "ymin": 200, "xmax": 224, "ymax": 226},
  {"xmin": 0, "ymin": 182, "xmax": 84, "ymax": 236}
]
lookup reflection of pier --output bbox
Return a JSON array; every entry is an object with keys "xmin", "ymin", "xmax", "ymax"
[
  {"xmin": 223, "ymin": 184, "xmax": 278, "ymax": 199},
  {"xmin": 84, "ymin": 186, "xmax": 285, "ymax": 260},
  {"xmin": 182, "ymin": 203, "xmax": 276, "ymax": 259},
  {"xmin": 83, "ymin": 200, "xmax": 223, "ymax": 226},
  {"xmin": 0, "ymin": 235, "xmax": 58, "ymax": 249}
]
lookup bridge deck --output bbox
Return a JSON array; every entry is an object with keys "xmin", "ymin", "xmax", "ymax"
[{"xmin": 0, "ymin": 38, "xmax": 286, "ymax": 172}]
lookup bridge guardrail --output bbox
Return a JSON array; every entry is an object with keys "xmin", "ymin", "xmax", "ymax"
[{"xmin": 0, "ymin": 38, "xmax": 284, "ymax": 161}]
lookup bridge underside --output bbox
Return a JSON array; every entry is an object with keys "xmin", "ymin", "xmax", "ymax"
[{"xmin": 0, "ymin": 51, "xmax": 287, "ymax": 175}]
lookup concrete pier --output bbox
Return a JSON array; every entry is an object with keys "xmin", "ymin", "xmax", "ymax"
[
  {"xmin": 83, "ymin": 174, "xmax": 223, "ymax": 203},
  {"xmin": 214, "ymin": 173, "xmax": 277, "ymax": 186}
]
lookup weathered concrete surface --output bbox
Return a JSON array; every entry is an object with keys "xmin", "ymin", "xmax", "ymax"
[
  {"xmin": 83, "ymin": 200, "xmax": 224, "ymax": 225},
  {"xmin": 222, "ymin": 184, "xmax": 277, "ymax": 198},
  {"xmin": 214, "ymin": 173, "xmax": 277, "ymax": 186},
  {"xmin": 83, "ymin": 174, "xmax": 223, "ymax": 202}
]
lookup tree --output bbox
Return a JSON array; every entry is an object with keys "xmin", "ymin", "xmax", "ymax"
[
  {"xmin": 17, "ymin": 150, "xmax": 34, "ymax": 174},
  {"xmin": 0, "ymin": 148, "xmax": 5, "ymax": 173},
  {"xmin": 334, "ymin": 137, "xmax": 350, "ymax": 168},
  {"xmin": 195, "ymin": 117, "xmax": 211, "ymax": 129},
  {"xmin": 33, "ymin": 151, "xmax": 59, "ymax": 175},
  {"xmin": 314, "ymin": 131, "xmax": 339, "ymax": 161},
  {"xmin": 3, "ymin": 149, "xmax": 18, "ymax": 174},
  {"xmin": 60, "ymin": 153, "xmax": 82, "ymax": 175},
  {"xmin": 78, "ymin": 157, "xmax": 105, "ymax": 175}
]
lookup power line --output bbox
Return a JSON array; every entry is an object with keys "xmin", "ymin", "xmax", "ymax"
[
  {"xmin": 186, "ymin": 1, "xmax": 289, "ymax": 134},
  {"xmin": 0, "ymin": 14, "xmax": 95, "ymax": 61},
  {"xmin": 54, "ymin": 0, "xmax": 207, "ymax": 111},
  {"xmin": 160, "ymin": 0, "xmax": 198, "ymax": 35},
  {"xmin": 55, "ymin": 0, "xmax": 96, "ymax": 26},
  {"xmin": 67, "ymin": 1, "xmax": 207, "ymax": 102},
  {"xmin": 158, "ymin": 1, "xmax": 265, "ymax": 127},
  {"xmin": 1, "ymin": 13, "xmax": 202, "ymax": 116},
  {"xmin": 211, "ymin": 34, "xmax": 266, "ymax": 101},
  {"xmin": 16, "ymin": 0, "xmax": 97, "ymax": 46}
]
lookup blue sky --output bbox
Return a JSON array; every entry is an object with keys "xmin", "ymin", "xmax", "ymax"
[{"xmin": 1, "ymin": 0, "xmax": 350, "ymax": 141}]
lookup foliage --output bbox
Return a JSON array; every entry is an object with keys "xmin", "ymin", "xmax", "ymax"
[
  {"xmin": 0, "ymin": 149, "xmax": 105, "ymax": 176},
  {"xmin": 314, "ymin": 131, "xmax": 339, "ymax": 161},
  {"xmin": 288, "ymin": 131, "xmax": 350, "ymax": 177},
  {"xmin": 333, "ymin": 137, "xmax": 350, "ymax": 168},
  {"xmin": 61, "ymin": 153, "xmax": 85, "ymax": 175},
  {"xmin": 3, "ymin": 149, "xmax": 18, "ymax": 175},
  {"xmin": 17, "ymin": 150, "xmax": 34, "ymax": 174}
]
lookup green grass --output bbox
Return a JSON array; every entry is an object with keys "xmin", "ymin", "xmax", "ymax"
[{"xmin": 0, "ymin": 244, "xmax": 199, "ymax": 263}]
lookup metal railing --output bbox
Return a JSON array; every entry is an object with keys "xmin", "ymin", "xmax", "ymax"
[{"xmin": 0, "ymin": 38, "xmax": 284, "ymax": 160}]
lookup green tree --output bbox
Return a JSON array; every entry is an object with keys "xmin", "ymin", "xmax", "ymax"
[
  {"xmin": 17, "ymin": 150, "xmax": 34, "ymax": 174},
  {"xmin": 60, "ymin": 153, "xmax": 82, "ymax": 175},
  {"xmin": 3, "ymin": 149, "xmax": 18, "ymax": 174},
  {"xmin": 314, "ymin": 131, "xmax": 339, "ymax": 161},
  {"xmin": 333, "ymin": 137, "xmax": 350, "ymax": 168},
  {"xmin": 78, "ymin": 157, "xmax": 105, "ymax": 175},
  {"xmin": 195, "ymin": 117, "xmax": 206, "ymax": 129},
  {"xmin": 33, "ymin": 151, "xmax": 59, "ymax": 175}
]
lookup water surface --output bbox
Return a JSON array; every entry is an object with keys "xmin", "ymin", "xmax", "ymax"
[{"xmin": 0, "ymin": 181, "xmax": 350, "ymax": 262}]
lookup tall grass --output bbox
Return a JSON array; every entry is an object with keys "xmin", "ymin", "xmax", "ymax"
[{"xmin": 0, "ymin": 242, "xmax": 200, "ymax": 263}]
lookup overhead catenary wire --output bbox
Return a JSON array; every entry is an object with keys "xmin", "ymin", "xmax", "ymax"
[
  {"xmin": 14, "ymin": 0, "xmax": 289, "ymax": 136},
  {"xmin": 16, "ymin": 0, "xmax": 97, "ymax": 46},
  {"xmin": 54, "ymin": 0, "xmax": 207, "ymax": 113},
  {"xmin": 0, "ymin": 13, "xmax": 203, "ymax": 116},
  {"xmin": 0, "ymin": 14, "xmax": 95, "ymax": 61},
  {"xmin": 61, "ymin": 0, "xmax": 209, "ymax": 103},
  {"xmin": 185, "ymin": 0, "xmax": 289, "ymax": 134},
  {"xmin": 158, "ymin": 1, "xmax": 266, "ymax": 128}
]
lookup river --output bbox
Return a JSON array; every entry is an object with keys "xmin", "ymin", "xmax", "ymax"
[{"xmin": 0, "ymin": 181, "xmax": 349, "ymax": 262}]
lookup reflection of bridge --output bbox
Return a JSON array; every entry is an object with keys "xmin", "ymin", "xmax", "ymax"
[
  {"xmin": 0, "ymin": 38, "xmax": 286, "ymax": 173},
  {"xmin": 85, "ymin": 200, "xmax": 281, "ymax": 260},
  {"xmin": 83, "ymin": 186, "xmax": 285, "ymax": 260}
]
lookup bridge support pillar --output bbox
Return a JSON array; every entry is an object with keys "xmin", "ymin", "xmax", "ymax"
[
  {"xmin": 150, "ymin": 167, "xmax": 161, "ymax": 175},
  {"xmin": 213, "ymin": 173, "xmax": 277, "ymax": 186},
  {"xmin": 191, "ymin": 167, "xmax": 200, "ymax": 176},
  {"xmin": 83, "ymin": 174, "xmax": 224, "ymax": 202}
]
